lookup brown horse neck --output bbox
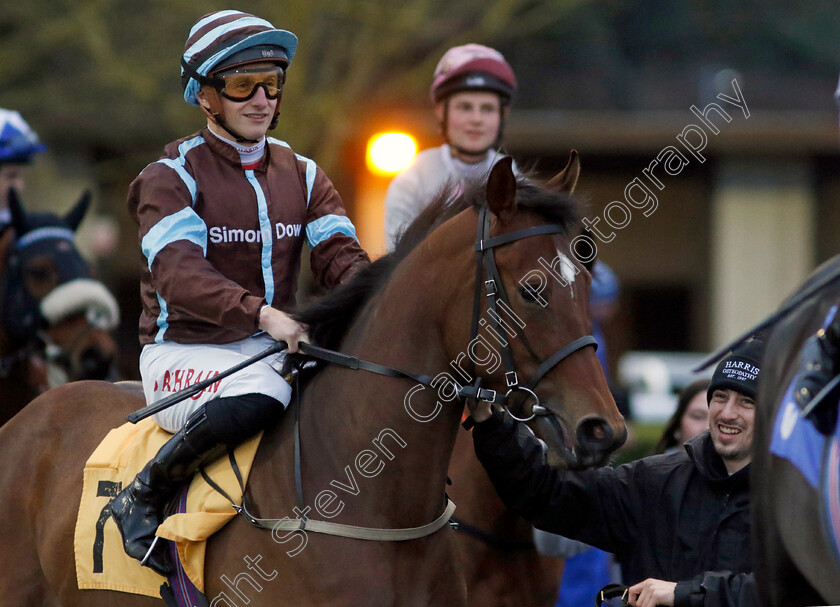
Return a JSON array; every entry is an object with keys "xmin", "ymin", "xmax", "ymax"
[{"xmin": 289, "ymin": 223, "xmax": 474, "ymax": 528}]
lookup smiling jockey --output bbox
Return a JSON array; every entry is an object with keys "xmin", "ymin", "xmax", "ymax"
[
  {"xmin": 109, "ymin": 10, "xmax": 369, "ymax": 575},
  {"xmin": 0, "ymin": 108, "xmax": 47, "ymax": 233}
]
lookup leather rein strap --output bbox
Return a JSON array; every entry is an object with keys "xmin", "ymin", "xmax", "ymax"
[
  {"xmin": 296, "ymin": 341, "xmax": 507, "ymax": 404},
  {"xmin": 290, "ymin": 207, "xmax": 597, "ymax": 411}
]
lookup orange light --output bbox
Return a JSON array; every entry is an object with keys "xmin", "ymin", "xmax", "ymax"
[{"xmin": 366, "ymin": 132, "xmax": 417, "ymax": 176}]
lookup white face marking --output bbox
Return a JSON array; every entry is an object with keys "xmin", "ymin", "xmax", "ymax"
[{"xmin": 556, "ymin": 250, "xmax": 576, "ymax": 299}]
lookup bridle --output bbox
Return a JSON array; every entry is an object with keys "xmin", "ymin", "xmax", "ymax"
[
  {"xmin": 466, "ymin": 205, "xmax": 596, "ymax": 421},
  {"xmin": 0, "ymin": 226, "xmax": 116, "ymax": 383}
]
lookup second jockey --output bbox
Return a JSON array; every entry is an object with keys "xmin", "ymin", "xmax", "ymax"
[{"xmin": 384, "ymin": 43, "xmax": 518, "ymax": 250}]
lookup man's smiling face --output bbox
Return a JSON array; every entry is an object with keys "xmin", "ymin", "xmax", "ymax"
[{"xmin": 708, "ymin": 388, "xmax": 755, "ymax": 474}]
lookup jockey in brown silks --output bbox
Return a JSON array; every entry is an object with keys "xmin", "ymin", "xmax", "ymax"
[{"xmin": 109, "ymin": 10, "xmax": 369, "ymax": 575}]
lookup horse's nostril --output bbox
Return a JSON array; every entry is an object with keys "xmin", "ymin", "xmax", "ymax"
[{"xmin": 576, "ymin": 417, "xmax": 615, "ymax": 457}]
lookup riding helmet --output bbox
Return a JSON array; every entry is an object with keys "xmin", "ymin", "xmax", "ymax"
[
  {"xmin": 429, "ymin": 44, "xmax": 518, "ymax": 105},
  {"xmin": 181, "ymin": 10, "xmax": 298, "ymax": 107},
  {"xmin": 0, "ymin": 109, "xmax": 47, "ymax": 165}
]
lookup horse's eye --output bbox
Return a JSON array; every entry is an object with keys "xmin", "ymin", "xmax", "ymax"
[
  {"xmin": 519, "ymin": 284, "xmax": 545, "ymax": 305},
  {"xmin": 23, "ymin": 261, "xmax": 59, "ymax": 298},
  {"xmin": 27, "ymin": 268, "xmax": 53, "ymax": 281}
]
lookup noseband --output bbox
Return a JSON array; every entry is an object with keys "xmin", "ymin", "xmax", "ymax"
[{"xmin": 469, "ymin": 206, "xmax": 596, "ymax": 421}]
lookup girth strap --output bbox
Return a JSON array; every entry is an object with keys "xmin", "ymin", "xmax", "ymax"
[
  {"xmin": 201, "ymin": 367, "xmax": 459, "ymax": 543},
  {"xmin": 233, "ymin": 497, "xmax": 457, "ymax": 542}
]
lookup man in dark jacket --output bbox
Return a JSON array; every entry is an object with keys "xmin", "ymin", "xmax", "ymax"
[{"xmin": 469, "ymin": 340, "xmax": 764, "ymax": 607}]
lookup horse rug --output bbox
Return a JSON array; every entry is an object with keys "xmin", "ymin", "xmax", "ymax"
[
  {"xmin": 769, "ymin": 378, "xmax": 840, "ymax": 567},
  {"xmin": 74, "ymin": 417, "xmax": 262, "ymax": 597}
]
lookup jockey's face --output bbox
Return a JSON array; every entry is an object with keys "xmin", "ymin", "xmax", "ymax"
[
  {"xmin": 437, "ymin": 91, "xmax": 504, "ymax": 162},
  {"xmin": 202, "ymin": 61, "xmax": 279, "ymax": 142},
  {"xmin": 0, "ymin": 163, "xmax": 27, "ymax": 209},
  {"xmin": 708, "ymin": 388, "xmax": 755, "ymax": 474}
]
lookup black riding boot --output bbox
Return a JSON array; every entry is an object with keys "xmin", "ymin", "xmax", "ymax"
[
  {"xmin": 108, "ymin": 405, "xmax": 227, "ymax": 575},
  {"xmin": 109, "ymin": 393, "xmax": 285, "ymax": 575},
  {"xmin": 793, "ymin": 307, "xmax": 840, "ymax": 434}
]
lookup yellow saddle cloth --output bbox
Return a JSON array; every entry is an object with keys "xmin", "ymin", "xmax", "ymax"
[{"xmin": 73, "ymin": 417, "xmax": 262, "ymax": 597}]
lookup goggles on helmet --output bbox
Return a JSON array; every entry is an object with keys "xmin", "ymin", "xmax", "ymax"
[{"xmin": 205, "ymin": 66, "xmax": 286, "ymax": 102}]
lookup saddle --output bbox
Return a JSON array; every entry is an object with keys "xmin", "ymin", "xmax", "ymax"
[
  {"xmin": 770, "ymin": 374, "xmax": 840, "ymax": 570},
  {"xmin": 74, "ymin": 417, "xmax": 263, "ymax": 597}
]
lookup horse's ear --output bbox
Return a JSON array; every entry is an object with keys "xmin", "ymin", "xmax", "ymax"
[
  {"xmin": 64, "ymin": 190, "xmax": 91, "ymax": 232},
  {"xmin": 8, "ymin": 188, "xmax": 27, "ymax": 235},
  {"xmin": 546, "ymin": 150, "xmax": 580, "ymax": 194},
  {"xmin": 486, "ymin": 157, "xmax": 517, "ymax": 221}
]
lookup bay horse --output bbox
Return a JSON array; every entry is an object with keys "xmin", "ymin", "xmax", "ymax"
[
  {"xmin": 0, "ymin": 159, "xmax": 625, "ymax": 606},
  {"xmin": 446, "ymin": 153, "xmax": 584, "ymax": 607},
  {"xmin": 0, "ymin": 189, "xmax": 119, "ymax": 425},
  {"xmin": 751, "ymin": 253, "xmax": 840, "ymax": 606}
]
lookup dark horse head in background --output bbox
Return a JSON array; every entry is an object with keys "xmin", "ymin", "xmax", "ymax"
[
  {"xmin": 727, "ymin": 252, "xmax": 840, "ymax": 606},
  {"xmin": 0, "ymin": 189, "xmax": 119, "ymax": 424}
]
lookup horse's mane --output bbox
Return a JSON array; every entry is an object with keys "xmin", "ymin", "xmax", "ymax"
[{"xmin": 295, "ymin": 173, "xmax": 581, "ymax": 351}]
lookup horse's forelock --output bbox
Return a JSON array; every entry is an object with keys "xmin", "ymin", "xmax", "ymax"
[{"xmin": 19, "ymin": 212, "xmax": 75, "ymax": 234}]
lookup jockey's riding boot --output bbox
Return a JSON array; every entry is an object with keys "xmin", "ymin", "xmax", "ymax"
[
  {"xmin": 108, "ymin": 405, "xmax": 227, "ymax": 576},
  {"xmin": 793, "ymin": 307, "xmax": 840, "ymax": 435}
]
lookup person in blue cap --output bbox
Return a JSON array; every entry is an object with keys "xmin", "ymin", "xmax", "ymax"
[{"xmin": 0, "ymin": 108, "xmax": 47, "ymax": 232}]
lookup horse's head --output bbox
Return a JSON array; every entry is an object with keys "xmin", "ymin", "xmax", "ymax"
[
  {"xmin": 0, "ymin": 189, "xmax": 119, "ymax": 383},
  {"xmin": 428, "ymin": 155, "xmax": 626, "ymax": 468}
]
